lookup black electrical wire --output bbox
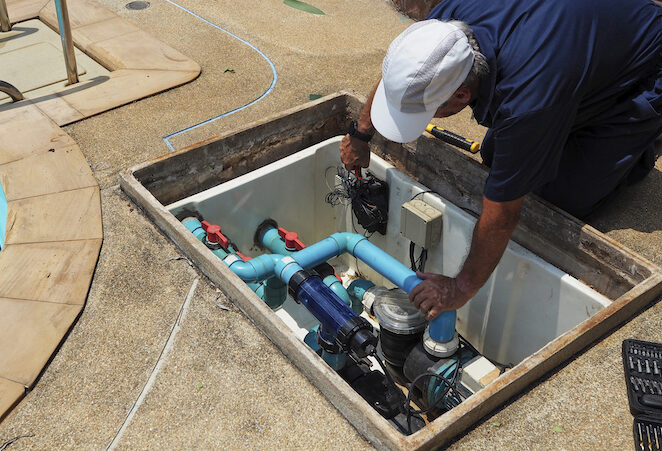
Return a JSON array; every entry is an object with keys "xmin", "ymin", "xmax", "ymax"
[
  {"xmin": 410, "ymin": 242, "xmax": 428, "ymax": 273},
  {"xmin": 457, "ymin": 332, "xmax": 512, "ymax": 373},
  {"xmin": 371, "ymin": 353, "xmax": 455, "ymax": 435},
  {"xmin": 406, "ymin": 190, "xmax": 433, "ymax": 274},
  {"xmin": 409, "ymin": 241, "xmax": 417, "ymax": 271},
  {"xmin": 417, "ymin": 248, "xmax": 427, "ymax": 272},
  {"xmin": 410, "ymin": 190, "xmax": 434, "ymax": 202},
  {"xmin": 373, "ymin": 353, "xmax": 399, "ymax": 395},
  {"xmin": 404, "ymin": 370, "xmax": 459, "ymax": 434}
]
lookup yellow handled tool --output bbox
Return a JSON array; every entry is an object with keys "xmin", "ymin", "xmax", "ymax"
[{"xmin": 425, "ymin": 124, "xmax": 481, "ymax": 154}]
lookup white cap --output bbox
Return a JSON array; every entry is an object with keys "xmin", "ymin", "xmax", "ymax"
[{"xmin": 371, "ymin": 20, "xmax": 474, "ymax": 143}]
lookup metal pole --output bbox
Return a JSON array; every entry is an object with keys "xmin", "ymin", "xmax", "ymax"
[
  {"xmin": 0, "ymin": 0, "xmax": 11, "ymax": 32},
  {"xmin": 54, "ymin": 0, "xmax": 78, "ymax": 84}
]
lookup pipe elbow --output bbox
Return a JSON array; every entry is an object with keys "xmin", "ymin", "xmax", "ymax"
[
  {"xmin": 330, "ymin": 232, "xmax": 366, "ymax": 255},
  {"xmin": 225, "ymin": 253, "xmax": 281, "ymax": 282}
]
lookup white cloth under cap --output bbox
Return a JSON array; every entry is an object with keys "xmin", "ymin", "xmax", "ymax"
[{"xmin": 371, "ymin": 20, "xmax": 474, "ymax": 143}]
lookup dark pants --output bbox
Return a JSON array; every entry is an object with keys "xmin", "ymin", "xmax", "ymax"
[{"xmin": 536, "ymin": 75, "xmax": 662, "ymax": 218}]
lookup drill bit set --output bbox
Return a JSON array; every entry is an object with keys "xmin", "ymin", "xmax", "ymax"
[{"xmin": 623, "ymin": 339, "xmax": 662, "ymax": 450}]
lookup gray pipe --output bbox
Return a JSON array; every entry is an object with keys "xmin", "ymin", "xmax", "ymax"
[
  {"xmin": 0, "ymin": 0, "xmax": 10, "ymax": 32},
  {"xmin": 54, "ymin": 0, "xmax": 78, "ymax": 85}
]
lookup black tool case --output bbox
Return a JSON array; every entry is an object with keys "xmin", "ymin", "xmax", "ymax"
[{"xmin": 623, "ymin": 339, "xmax": 662, "ymax": 450}]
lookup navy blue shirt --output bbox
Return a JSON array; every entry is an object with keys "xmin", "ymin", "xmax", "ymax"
[{"xmin": 428, "ymin": 0, "xmax": 662, "ymax": 202}]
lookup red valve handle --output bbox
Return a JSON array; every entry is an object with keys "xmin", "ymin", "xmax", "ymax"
[
  {"xmin": 201, "ymin": 220, "xmax": 229, "ymax": 249},
  {"xmin": 277, "ymin": 227, "xmax": 305, "ymax": 251}
]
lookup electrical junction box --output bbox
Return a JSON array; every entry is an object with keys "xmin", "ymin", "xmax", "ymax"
[
  {"xmin": 400, "ymin": 199, "xmax": 443, "ymax": 249},
  {"xmin": 459, "ymin": 356, "xmax": 500, "ymax": 394}
]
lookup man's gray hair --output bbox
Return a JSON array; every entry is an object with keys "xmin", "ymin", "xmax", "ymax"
[{"xmin": 449, "ymin": 20, "xmax": 489, "ymax": 86}]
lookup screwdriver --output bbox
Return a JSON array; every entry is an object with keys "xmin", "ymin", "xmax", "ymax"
[{"xmin": 425, "ymin": 124, "xmax": 481, "ymax": 153}]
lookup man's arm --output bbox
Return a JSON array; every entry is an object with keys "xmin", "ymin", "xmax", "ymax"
[
  {"xmin": 409, "ymin": 195, "xmax": 524, "ymax": 319},
  {"xmin": 340, "ymin": 84, "xmax": 378, "ymax": 170}
]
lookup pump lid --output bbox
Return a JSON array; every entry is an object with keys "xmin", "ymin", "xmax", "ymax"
[{"xmin": 373, "ymin": 288, "xmax": 427, "ymax": 335}]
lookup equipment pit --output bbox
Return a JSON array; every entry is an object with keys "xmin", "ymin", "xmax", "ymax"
[{"xmin": 121, "ymin": 93, "xmax": 662, "ymax": 450}]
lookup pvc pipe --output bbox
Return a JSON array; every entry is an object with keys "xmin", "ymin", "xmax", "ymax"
[
  {"xmin": 261, "ymin": 227, "xmax": 291, "ymax": 255},
  {"xmin": 323, "ymin": 275, "xmax": 350, "ymax": 306},
  {"xmin": 0, "ymin": 0, "xmax": 10, "ymax": 32},
  {"xmin": 255, "ymin": 228, "xmax": 456, "ymax": 342},
  {"xmin": 182, "ymin": 217, "xmax": 207, "ymax": 242},
  {"xmin": 54, "ymin": 0, "xmax": 78, "ymax": 85},
  {"xmin": 248, "ymin": 281, "xmax": 264, "ymax": 299},
  {"xmin": 183, "ymin": 217, "xmax": 267, "ymax": 301},
  {"xmin": 263, "ymin": 277, "xmax": 286, "ymax": 310},
  {"xmin": 347, "ymin": 279, "xmax": 374, "ymax": 314},
  {"xmin": 256, "ymin": 230, "xmax": 420, "ymax": 290},
  {"xmin": 191, "ymin": 221, "xmax": 457, "ymax": 343},
  {"xmin": 303, "ymin": 325, "xmax": 320, "ymax": 351},
  {"xmin": 223, "ymin": 253, "xmax": 282, "ymax": 282},
  {"xmin": 321, "ymin": 350, "xmax": 346, "ymax": 371},
  {"xmin": 428, "ymin": 310, "xmax": 457, "ymax": 342}
]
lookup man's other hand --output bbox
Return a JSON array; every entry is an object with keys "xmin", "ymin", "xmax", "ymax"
[
  {"xmin": 409, "ymin": 271, "xmax": 474, "ymax": 320},
  {"xmin": 340, "ymin": 134, "xmax": 371, "ymax": 171}
]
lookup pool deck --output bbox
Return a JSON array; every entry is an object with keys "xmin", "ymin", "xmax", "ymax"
[{"xmin": 1, "ymin": 0, "xmax": 661, "ymax": 449}]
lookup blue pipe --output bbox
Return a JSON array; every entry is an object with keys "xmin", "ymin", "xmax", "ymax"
[
  {"xmin": 303, "ymin": 325, "xmax": 346, "ymax": 371},
  {"xmin": 323, "ymin": 275, "xmax": 350, "ymax": 306},
  {"xmin": 261, "ymin": 227, "xmax": 292, "ymax": 255},
  {"xmin": 347, "ymin": 279, "xmax": 374, "ymax": 301},
  {"xmin": 182, "ymin": 217, "xmax": 238, "ymax": 258},
  {"xmin": 258, "ymin": 228, "xmax": 456, "ymax": 342},
  {"xmin": 304, "ymin": 325, "xmax": 320, "ymax": 351},
  {"xmin": 262, "ymin": 227, "xmax": 353, "ymax": 310},
  {"xmin": 183, "ymin": 217, "xmax": 266, "ymax": 300},
  {"xmin": 321, "ymin": 350, "xmax": 346, "ymax": 371},
  {"xmin": 263, "ymin": 277, "xmax": 287, "ymax": 310},
  {"xmin": 182, "ymin": 217, "xmax": 207, "ymax": 242},
  {"xmin": 347, "ymin": 279, "xmax": 374, "ymax": 314},
  {"xmin": 187, "ymin": 220, "xmax": 455, "ymax": 343}
]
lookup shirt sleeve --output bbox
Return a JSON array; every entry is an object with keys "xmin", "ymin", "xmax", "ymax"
[{"xmin": 482, "ymin": 101, "xmax": 578, "ymax": 202}]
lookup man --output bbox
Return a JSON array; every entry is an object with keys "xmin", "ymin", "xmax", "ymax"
[{"xmin": 340, "ymin": 0, "xmax": 662, "ymax": 320}]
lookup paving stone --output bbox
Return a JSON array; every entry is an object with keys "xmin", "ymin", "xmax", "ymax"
[
  {"xmin": 0, "ymin": 42, "xmax": 87, "ymax": 96},
  {"xmin": 0, "ymin": 104, "xmax": 74, "ymax": 165},
  {"xmin": 0, "ymin": 239, "xmax": 101, "ymax": 304},
  {"xmin": 73, "ymin": 16, "xmax": 140, "ymax": 52},
  {"xmin": 0, "ymin": 298, "xmax": 82, "ymax": 386},
  {"xmin": 88, "ymin": 30, "xmax": 201, "ymax": 72},
  {"xmin": 5, "ymin": 0, "xmax": 49, "ymax": 23},
  {"xmin": 58, "ymin": 69, "xmax": 199, "ymax": 117},
  {"xmin": 39, "ymin": 0, "xmax": 116, "ymax": 30},
  {"xmin": 4, "ymin": 186, "xmax": 102, "ymax": 244},
  {"xmin": 0, "ymin": 145, "xmax": 96, "ymax": 201},
  {"xmin": 0, "ymin": 378, "xmax": 24, "ymax": 419},
  {"xmin": 30, "ymin": 95, "xmax": 85, "ymax": 126}
]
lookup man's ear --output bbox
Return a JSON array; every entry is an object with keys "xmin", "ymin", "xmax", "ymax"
[{"xmin": 453, "ymin": 86, "xmax": 471, "ymax": 102}]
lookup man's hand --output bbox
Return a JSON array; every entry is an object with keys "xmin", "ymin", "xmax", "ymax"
[
  {"xmin": 409, "ymin": 195, "xmax": 525, "ymax": 320},
  {"xmin": 340, "ymin": 135, "xmax": 371, "ymax": 171},
  {"xmin": 409, "ymin": 271, "xmax": 474, "ymax": 320}
]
